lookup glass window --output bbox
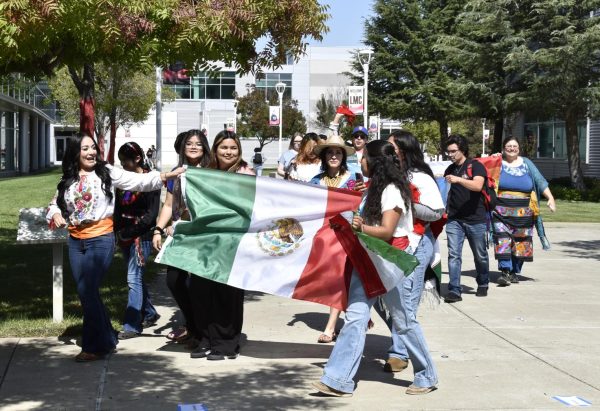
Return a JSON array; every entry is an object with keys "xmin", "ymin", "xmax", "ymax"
[
  {"xmin": 538, "ymin": 123, "xmax": 553, "ymax": 158},
  {"xmin": 221, "ymin": 85, "xmax": 235, "ymax": 100},
  {"xmin": 523, "ymin": 124, "xmax": 537, "ymax": 158},
  {"xmin": 554, "ymin": 123, "xmax": 566, "ymax": 159},
  {"xmin": 206, "ymin": 85, "xmax": 220, "ymax": 99},
  {"xmin": 578, "ymin": 121, "xmax": 587, "ymax": 162}
]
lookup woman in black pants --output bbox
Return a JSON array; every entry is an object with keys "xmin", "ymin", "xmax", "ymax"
[{"xmin": 152, "ymin": 130, "xmax": 210, "ymax": 345}]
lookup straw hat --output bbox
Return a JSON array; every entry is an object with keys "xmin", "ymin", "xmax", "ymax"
[{"xmin": 313, "ymin": 133, "xmax": 355, "ymax": 156}]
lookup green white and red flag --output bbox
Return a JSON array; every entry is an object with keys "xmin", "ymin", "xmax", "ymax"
[{"xmin": 156, "ymin": 168, "xmax": 418, "ymax": 310}]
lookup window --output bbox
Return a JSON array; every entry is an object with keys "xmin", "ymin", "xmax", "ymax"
[
  {"xmin": 163, "ymin": 68, "xmax": 237, "ymax": 100},
  {"xmin": 523, "ymin": 119, "xmax": 587, "ymax": 161},
  {"xmin": 255, "ymin": 72, "xmax": 293, "ymax": 101}
]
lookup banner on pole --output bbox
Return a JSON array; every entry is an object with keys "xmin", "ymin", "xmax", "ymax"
[
  {"xmin": 369, "ymin": 116, "xmax": 379, "ymax": 133},
  {"xmin": 269, "ymin": 106, "xmax": 280, "ymax": 126},
  {"xmin": 483, "ymin": 129, "xmax": 490, "ymax": 140},
  {"xmin": 348, "ymin": 86, "xmax": 364, "ymax": 114}
]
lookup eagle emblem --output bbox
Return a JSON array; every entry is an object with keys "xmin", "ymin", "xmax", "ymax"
[{"xmin": 256, "ymin": 218, "xmax": 305, "ymax": 256}]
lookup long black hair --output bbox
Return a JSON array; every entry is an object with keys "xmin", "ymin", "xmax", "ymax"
[
  {"xmin": 362, "ymin": 140, "xmax": 413, "ymax": 226},
  {"xmin": 178, "ymin": 129, "xmax": 210, "ymax": 168},
  {"xmin": 56, "ymin": 134, "xmax": 112, "ymax": 218},
  {"xmin": 118, "ymin": 141, "xmax": 151, "ymax": 171},
  {"xmin": 389, "ymin": 130, "xmax": 434, "ymax": 179}
]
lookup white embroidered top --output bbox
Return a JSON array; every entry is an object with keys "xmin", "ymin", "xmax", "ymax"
[{"xmin": 46, "ymin": 165, "xmax": 164, "ymax": 226}]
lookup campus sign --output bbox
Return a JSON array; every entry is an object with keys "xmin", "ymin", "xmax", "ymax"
[{"xmin": 348, "ymin": 86, "xmax": 364, "ymax": 114}]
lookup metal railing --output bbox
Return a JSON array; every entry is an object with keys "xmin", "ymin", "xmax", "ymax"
[{"xmin": 0, "ymin": 75, "xmax": 57, "ymax": 121}]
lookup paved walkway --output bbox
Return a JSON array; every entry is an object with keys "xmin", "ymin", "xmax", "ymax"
[{"xmin": 1, "ymin": 223, "xmax": 599, "ymax": 410}]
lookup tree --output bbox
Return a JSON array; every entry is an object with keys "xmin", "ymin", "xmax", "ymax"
[
  {"xmin": 354, "ymin": 0, "xmax": 466, "ymax": 152},
  {"xmin": 236, "ymin": 85, "xmax": 306, "ymax": 149},
  {"xmin": 48, "ymin": 64, "xmax": 176, "ymax": 164},
  {"xmin": 504, "ymin": 1, "xmax": 600, "ymax": 190},
  {"xmin": 0, "ymin": 0, "xmax": 328, "ymax": 152},
  {"xmin": 315, "ymin": 94, "xmax": 337, "ymax": 129}
]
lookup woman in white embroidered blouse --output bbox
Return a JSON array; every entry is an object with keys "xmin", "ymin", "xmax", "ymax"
[{"xmin": 47, "ymin": 134, "xmax": 183, "ymax": 362}]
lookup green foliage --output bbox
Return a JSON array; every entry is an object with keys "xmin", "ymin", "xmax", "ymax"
[
  {"xmin": 353, "ymin": 0, "xmax": 466, "ymax": 151},
  {"xmin": 315, "ymin": 94, "xmax": 336, "ymax": 129},
  {"xmin": 236, "ymin": 85, "xmax": 307, "ymax": 148},
  {"xmin": 549, "ymin": 177, "xmax": 600, "ymax": 203},
  {"xmin": 48, "ymin": 65, "xmax": 176, "ymax": 135}
]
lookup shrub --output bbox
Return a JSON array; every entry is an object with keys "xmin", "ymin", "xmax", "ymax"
[{"xmin": 548, "ymin": 177, "xmax": 600, "ymax": 202}]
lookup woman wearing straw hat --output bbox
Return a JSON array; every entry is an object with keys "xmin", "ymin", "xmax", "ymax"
[{"xmin": 310, "ymin": 134, "xmax": 359, "ymax": 343}]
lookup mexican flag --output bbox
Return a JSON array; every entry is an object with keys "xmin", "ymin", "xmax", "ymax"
[{"xmin": 156, "ymin": 168, "xmax": 418, "ymax": 310}]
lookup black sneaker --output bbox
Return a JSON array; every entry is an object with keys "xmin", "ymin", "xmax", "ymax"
[
  {"xmin": 142, "ymin": 314, "xmax": 161, "ymax": 329},
  {"xmin": 444, "ymin": 292, "xmax": 462, "ymax": 303},
  {"xmin": 118, "ymin": 330, "xmax": 140, "ymax": 340},
  {"xmin": 510, "ymin": 273, "xmax": 520, "ymax": 284},
  {"xmin": 207, "ymin": 351, "xmax": 239, "ymax": 361},
  {"xmin": 475, "ymin": 286, "xmax": 488, "ymax": 297},
  {"xmin": 498, "ymin": 270, "xmax": 511, "ymax": 286},
  {"xmin": 190, "ymin": 346, "xmax": 211, "ymax": 359}
]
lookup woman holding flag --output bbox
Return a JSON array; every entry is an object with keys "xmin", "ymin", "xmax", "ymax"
[
  {"xmin": 187, "ymin": 130, "xmax": 255, "ymax": 361},
  {"xmin": 312, "ymin": 140, "xmax": 438, "ymax": 396},
  {"xmin": 309, "ymin": 134, "xmax": 358, "ymax": 344},
  {"xmin": 153, "ymin": 130, "xmax": 210, "ymax": 347}
]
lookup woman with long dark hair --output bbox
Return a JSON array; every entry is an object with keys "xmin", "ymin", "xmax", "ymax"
[
  {"xmin": 153, "ymin": 130, "xmax": 210, "ymax": 346},
  {"xmin": 47, "ymin": 134, "xmax": 183, "ymax": 362},
  {"xmin": 188, "ymin": 130, "xmax": 255, "ymax": 361},
  {"xmin": 113, "ymin": 142, "xmax": 161, "ymax": 340},
  {"xmin": 373, "ymin": 130, "xmax": 444, "ymax": 374},
  {"xmin": 288, "ymin": 133, "xmax": 321, "ymax": 182},
  {"xmin": 309, "ymin": 134, "xmax": 357, "ymax": 343},
  {"xmin": 312, "ymin": 140, "xmax": 438, "ymax": 396}
]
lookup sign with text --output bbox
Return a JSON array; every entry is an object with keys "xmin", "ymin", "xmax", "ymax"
[
  {"xmin": 348, "ymin": 86, "xmax": 364, "ymax": 114},
  {"xmin": 369, "ymin": 116, "xmax": 379, "ymax": 132},
  {"xmin": 269, "ymin": 106, "xmax": 280, "ymax": 126}
]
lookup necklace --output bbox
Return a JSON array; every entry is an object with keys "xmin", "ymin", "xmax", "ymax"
[{"xmin": 323, "ymin": 173, "xmax": 342, "ymax": 188}]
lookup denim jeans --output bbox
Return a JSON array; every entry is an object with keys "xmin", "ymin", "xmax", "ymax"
[
  {"xmin": 68, "ymin": 233, "xmax": 117, "ymax": 354},
  {"xmin": 375, "ymin": 233, "xmax": 433, "ymax": 361},
  {"xmin": 121, "ymin": 240, "xmax": 158, "ymax": 333},
  {"xmin": 446, "ymin": 219, "xmax": 489, "ymax": 295},
  {"xmin": 321, "ymin": 268, "xmax": 438, "ymax": 393},
  {"xmin": 498, "ymin": 256, "xmax": 524, "ymax": 274}
]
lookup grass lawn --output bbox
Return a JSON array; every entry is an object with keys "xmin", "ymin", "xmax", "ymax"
[
  {"xmin": 1, "ymin": 170, "xmax": 599, "ymax": 337},
  {"xmin": 0, "ymin": 168, "xmax": 161, "ymax": 337},
  {"xmin": 539, "ymin": 199, "xmax": 600, "ymax": 223}
]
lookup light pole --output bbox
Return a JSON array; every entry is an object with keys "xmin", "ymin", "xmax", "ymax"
[
  {"xmin": 358, "ymin": 49, "xmax": 374, "ymax": 129},
  {"xmin": 233, "ymin": 99, "xmax": 239, "ymax": 133},
  {"xmin": 275, "ymin": 82, "xmax": 286, "ymax": 159},
  {"xmin": 481, "ymin": 118, "xmax": 487, "ymax": 156}
]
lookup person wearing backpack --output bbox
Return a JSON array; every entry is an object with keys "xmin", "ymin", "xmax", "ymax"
[
  {"xmin": 443, "ymin": 134, "xmax": 490, "ymax": 302},
  {"xmin": 252, "ymin": 146, "xmax": 265, "ymax": 176}
]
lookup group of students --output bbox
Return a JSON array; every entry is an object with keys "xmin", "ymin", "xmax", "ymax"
[{"xmin": 46, "ymin": 124, "xmax": 554, "ymax": 397}]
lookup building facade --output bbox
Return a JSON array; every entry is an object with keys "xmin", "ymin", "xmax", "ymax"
[{"xmin": 0, "ymin": 77, "xmax": 56, "ymax": 177}]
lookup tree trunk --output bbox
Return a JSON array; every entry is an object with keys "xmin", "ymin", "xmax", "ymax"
[
  {"xmin": 438, "ymin": 117, "xmax": 448, "ymax": 159},
  {"xmin": 492, "ymin": 118, "xmax": 504, "ymax": 154},
  {"xmin": 564, "ymin": 112, "xmax": 586, "ymax": 190},
  {"xmin": 68, "ymin": 64, "xmax": 102, "ymax": 159},
  {"xmin": 107, "ymin": 113, "xmax": 117, "ymax": 165}
]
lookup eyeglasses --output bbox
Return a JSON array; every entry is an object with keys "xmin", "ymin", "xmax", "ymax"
[
  {"xmin": 185, "ymin": 142, "xmax": 203, "ymax": 148},
  {"xmin": 354, "ymin": 135, "xmax": 366, "ymax": 140},
  {"xmin": 505, "ymin": 145, "xmax": 519, "ymax": 149},
  {"xmin": 445, "ymin": 149, "xmax": 459, "ymax": 155}
]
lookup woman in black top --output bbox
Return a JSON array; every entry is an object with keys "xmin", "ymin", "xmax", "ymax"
[{"xmin": 114, "ymin": 142, "xmax": 161, "ymax": 339}]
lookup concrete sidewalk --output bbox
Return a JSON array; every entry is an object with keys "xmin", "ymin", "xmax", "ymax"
[{"xmin": 1, "ymin": 223, "xmax": 599, "ymax": 410}]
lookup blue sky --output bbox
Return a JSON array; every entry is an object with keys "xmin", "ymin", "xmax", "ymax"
[{"xmin": 309, "ymin": 0, "xmax": 375, "ymax": 47}]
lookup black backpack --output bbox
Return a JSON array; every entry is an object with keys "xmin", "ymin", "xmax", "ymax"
[{"xmin": 252, "ymin": 152, "xmax": 263, "ymax": 164}]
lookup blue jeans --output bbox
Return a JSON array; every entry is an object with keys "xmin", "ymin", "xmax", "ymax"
[
  {"xmin": 375, "ymin": 233, "xmax": 433, "ymax": 361},
  {"xmin": 121, "ymin": 240, "xmax": 158, "ymax": 333},
  {"xmin": 499, "ymin": 256, "xmax": 525, "ymax": 274},
  {"xmin": 321, "ymin": 269, "xmax": 438, "ymax": 393},
  {"xmin": 68, "ymin": 233, "xmax": 117, "ymax": 354},
  {"xmin": 446, "ymin": 219, "xmax": 489, "ymax": 295}
]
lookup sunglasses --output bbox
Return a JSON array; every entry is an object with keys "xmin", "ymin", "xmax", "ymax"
[{"xmin": 353, "ymin": 135, "xmax": 367, "ymax": 140}]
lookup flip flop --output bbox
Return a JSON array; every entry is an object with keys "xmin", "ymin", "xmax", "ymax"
[
  {"xmin": 167, "ymin": 327, "xmax": 188, "ymax": 341},
  {"xmin": 317, "ymin": 331, "xmax": 338, "ymax": 343}
]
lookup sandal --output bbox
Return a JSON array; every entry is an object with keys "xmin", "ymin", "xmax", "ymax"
[
  {"xmin": 75, "ymin": 351, "xmax": 102, "ymax": 362},
  {"xmin": 167, "ymin": 327, "xmax": 187, "ymax": 341},
  {"xmin": 317, "ymin": 331, "xmax": 338, "ymax": 344},
  {"xmin": 368, "ymin": 319, "xmax": 375, "ymax": 330}
]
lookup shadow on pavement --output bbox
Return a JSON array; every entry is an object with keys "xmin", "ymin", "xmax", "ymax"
[{"xmin": 555, "ymin": 240, "xmax": 600, "ymax": 261}]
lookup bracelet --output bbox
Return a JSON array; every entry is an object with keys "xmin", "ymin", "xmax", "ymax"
[{"xmin": 152, "ymin": 226, "xmax": 165, "ymax": 235}]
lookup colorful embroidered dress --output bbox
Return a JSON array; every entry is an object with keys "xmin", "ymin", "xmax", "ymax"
[{"xmin": 493, "ymin": 160, "xmax": 534, "ymax": 262}]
